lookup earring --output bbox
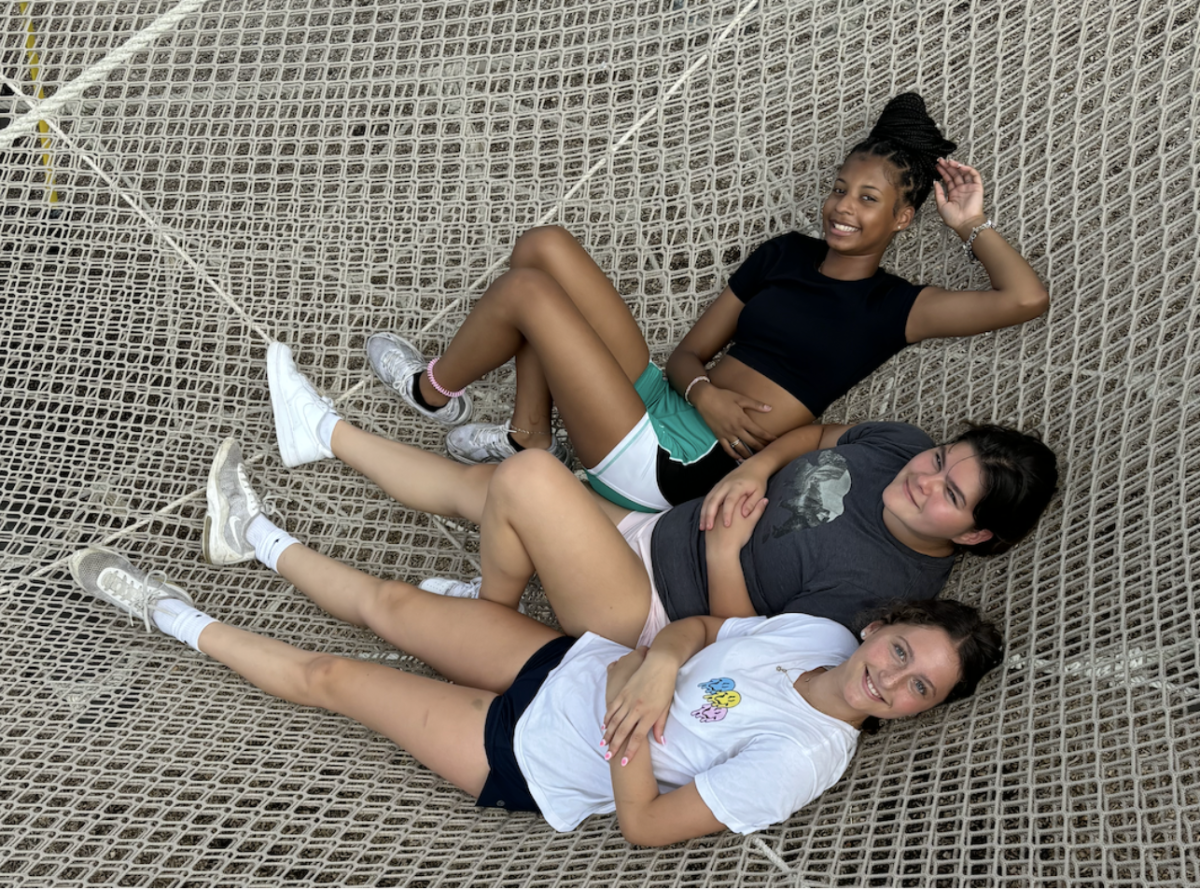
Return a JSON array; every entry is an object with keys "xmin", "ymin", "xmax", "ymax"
[{"xmin": 860, "ymin": 628, "xmax": 867, "ymax": 641}]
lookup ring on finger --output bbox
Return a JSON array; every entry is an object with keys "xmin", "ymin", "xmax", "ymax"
[{"xmin": 730, "ymin": 438, "xmax": 742, "ymax": 450}]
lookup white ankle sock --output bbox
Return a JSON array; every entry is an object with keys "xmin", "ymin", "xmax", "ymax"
[
  {"xmin": 153, "ymin": 598, "xmax": 218, "ymax": 651},
  {"xmin": 317, "ymin": 412, "xmax": 340, "ymax": 453},
  {"xmin": 246, "ymin": 514, "xmax": 299, "ymax": 572}
]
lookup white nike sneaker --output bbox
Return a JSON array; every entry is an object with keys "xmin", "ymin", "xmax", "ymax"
[
  {"xmin": 418, "ymin": 576, "xmax": 526, "ymax": 614},
  {"xmin": 267, "ymin": 341, "xmax": 337, "ymax": 468},
  {"xmin": 366, "ymin": 332, "xmax": 473, "ymax": 426},
  {"xmin": 445, "ymin": 422, "xmax": 572, "ymax": 466},
  {"xmin": 68, "ymin": 546, "xmax": 194, "ymax": 632},
  {"xmin": 203, "ymin": 438, "xmax": 262, "ymax": 566}
]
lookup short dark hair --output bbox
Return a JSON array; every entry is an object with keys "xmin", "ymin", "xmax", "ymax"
[
  {"xmin": 846, "ymin": 92, "xmax": 957, "ymax": 211},
  {"xmin": 951, "ymin": 424, "xmax": 1059, "ymax": 556},
  {"xmin": 858, "ymin": 598, "xmax": 1004, "ymax": 735}
]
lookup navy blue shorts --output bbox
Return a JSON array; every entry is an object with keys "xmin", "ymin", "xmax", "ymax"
[{"xmin": 476, "ymin": 635, "xmax": 576, "ymax": 813}]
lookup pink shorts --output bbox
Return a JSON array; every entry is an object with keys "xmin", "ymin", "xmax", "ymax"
[{"xmin": 616, "ymin": 510, "xmax": 671, "ymax": 647}]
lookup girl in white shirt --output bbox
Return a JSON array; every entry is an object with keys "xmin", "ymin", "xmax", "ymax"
[{"xmin": 70, "ymin": 443, "xmax": 1003, "ymax": 848}]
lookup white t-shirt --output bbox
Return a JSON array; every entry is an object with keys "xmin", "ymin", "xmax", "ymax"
[{"xmin": 513, "ymin": 614, "xmax": 860, "ymax": 833}]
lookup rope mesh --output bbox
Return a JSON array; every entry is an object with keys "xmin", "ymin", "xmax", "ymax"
[{"xmin": 2, "ymin": 0, "xmax": 1198, "ymax": 884}]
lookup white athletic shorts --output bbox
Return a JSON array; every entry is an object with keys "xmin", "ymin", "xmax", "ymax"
[{"xmin": 586, "ymin": 414, "xmax": 672, "ymax": 513}]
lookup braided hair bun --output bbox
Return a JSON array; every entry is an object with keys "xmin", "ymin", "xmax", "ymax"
[{"xmin": 848, "ymin": 92, "xmax": 958, "ymax": 209}]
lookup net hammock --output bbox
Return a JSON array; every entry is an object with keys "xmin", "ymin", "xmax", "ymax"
[{"xmin": 1, "ymin": 0, "xmax": 1197, "ymax": 885}]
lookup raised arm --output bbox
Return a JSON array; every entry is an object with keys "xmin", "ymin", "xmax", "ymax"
[
  {"xmin": 603, "ymin": 615, "xmax": 729, "ymax": 846},
  {"xmin": 905, "ymin": 158, "xmax": 1049, "ymax": 343},
  {"xmin": 665, "ymin": 288, "xmax": 776, "ymax": 460}
]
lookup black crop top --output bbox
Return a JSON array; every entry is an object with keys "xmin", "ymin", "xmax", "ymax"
[{"xmin": 726, "ymin": 232, "xmax": 926, "ymax": 416}]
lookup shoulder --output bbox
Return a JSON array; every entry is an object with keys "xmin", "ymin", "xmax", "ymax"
[
  {"xmin": 736, "ymin": 614, "xmax": 859, "ymax": 659},
  {"xmin": 873, "ymin": 256, "xmax": 921, "ymax": 290}
]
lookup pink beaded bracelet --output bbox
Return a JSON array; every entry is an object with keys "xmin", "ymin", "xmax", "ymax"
[
  {"xmin": 426, "ymin": 357, "xmax": 468, "ymax": 398},
  {"xmin": 684, "ymin": 375, "xmax": 710, "ymax": 405}
]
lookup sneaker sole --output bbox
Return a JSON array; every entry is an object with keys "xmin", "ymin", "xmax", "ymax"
[{"xmin": 203, "ymin": 439, "xmax": 254, "ymax": 566}]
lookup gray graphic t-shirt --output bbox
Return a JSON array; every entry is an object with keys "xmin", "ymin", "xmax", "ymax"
[{"xmin": 649, "ymin": 422, "xmax": 956, "ymax": 631}]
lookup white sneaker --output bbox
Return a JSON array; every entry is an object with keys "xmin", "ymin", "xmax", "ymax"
[
  {"xmin": 366, "ymin": 332, "xmax": 473, "ymax": 426},
  {"xmin": 203, "ymin": 438, "xmax": 262, "ymax": 566},
  {"xmin": 445, "ymin": 422, "xmax": 572, "ymax": 466},
  {"xmin": 268, "ymin": 341, "xmax": 337, "ymax": 468},
  {"xmin": 418, "ymin": 576, "xmax": 483, "ymax": 599},
  {"xmin": 68, "ymin": 546, "xmax": 194, "ymax": 632},
  {"xmin": 418, "ymin": 576, "xmax": 526, "ymax": 614}
]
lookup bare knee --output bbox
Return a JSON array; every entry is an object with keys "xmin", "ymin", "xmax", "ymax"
[
  {"xmin": 299, "ymin": 653, "xmax": 355, "ymax": 709},
  {"xmin": 488, "ymin": 267, "xmax": 564, "ymax": 320},
  {"xmin": 488, "ymin": 449, "xmax": 575, "ymax": 511},
  {"xmin": 357, "ymin": 578, "xmax": 415, "ymax": 633},
  {"xmin": 511, "ymin": 225, "xmax": 576, "ymax": 269}
]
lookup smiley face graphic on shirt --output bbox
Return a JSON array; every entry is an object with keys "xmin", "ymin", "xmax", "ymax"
[{"xmin": 692, "ymin": 678, "xmax": 742, "ymax": 722}]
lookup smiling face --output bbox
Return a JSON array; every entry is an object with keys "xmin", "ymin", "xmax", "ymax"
[
  {"xmin": 880, "ymin": 442, "xmax": 994, "ymax": 555},
  {"xmin": 839, "ymin": 622, "xmax": 963, "ymax": 721},
  {"xmin": 821, "ymin": 153, "xmax": 915, "ymax": 257}
]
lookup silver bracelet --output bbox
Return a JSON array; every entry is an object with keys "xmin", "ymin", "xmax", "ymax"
[
  {"xmin": 962, "ymin": 218, "xmax": 995, "ymax": 263},
  {"xmin": 684, "ymin": 375, "xmax": 710, "ymax": 405}
]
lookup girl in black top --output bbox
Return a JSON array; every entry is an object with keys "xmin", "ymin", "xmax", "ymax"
[{"xmin": 370, "ymin": 93, "xmax": 1049, "ymax": 510}]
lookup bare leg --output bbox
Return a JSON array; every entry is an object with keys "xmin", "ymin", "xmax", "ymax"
[
  {"xmin": 500, "ymin": 227, "xmax": 652, "ymax": 448},
  {"xmin": 509, "ymin": 341, "xmax": 554, "ymax": 449},
  {"xmin": 273, "ymin": 540, "xmax": 562, "ymax": 692},
  {"xmin": 329, "ymin": 420, "xmax": 495, "ymax": 524},
  {"xmin": 422, "ymin": 227, "xmax": 652, "ymax": 465},
  {"xmin": 479, "ymin": 450, "xmax": 653, "ymax": 647},
  {"xmin": 196, "ymin": 622, "xmax": 495, "ymax": 797}
]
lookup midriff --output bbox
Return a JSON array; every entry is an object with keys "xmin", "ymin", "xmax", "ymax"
[{"xmin": 708, "ymin": 354, "xmax": 816, "ymax": 435}]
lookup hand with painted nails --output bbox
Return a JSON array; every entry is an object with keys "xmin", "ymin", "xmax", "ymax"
[
  {"xmin": 933, "ymin": 157, "xmax": 987, "ymax": 235},
  {"xmin": 603, "ymin": 646, "xmax": 676, "ymax": 766}
]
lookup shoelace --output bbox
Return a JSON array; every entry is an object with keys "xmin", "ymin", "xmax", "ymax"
[
  {"xmin": 108, "ymin": 568, "xmax": 194, "ymax": 632},
  {"xmin": 467, "ymin": 424, "xmax": 512, "ymax": 450},
  {"xmin": 378, "ymin": 345, "xmax": 423, "ymax": 387},
  {"xmin": 236, "ymin": 463, "xmax": 263, "ymax": 516}
]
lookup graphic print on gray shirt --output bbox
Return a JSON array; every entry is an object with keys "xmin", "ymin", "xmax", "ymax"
[
  {"xmin": 649, "ymin": 422, "xmax": 957, "ymax": 632},
  {"xmin": 774, "ymin": 450, "xmax": 853, "ymax": 534}
]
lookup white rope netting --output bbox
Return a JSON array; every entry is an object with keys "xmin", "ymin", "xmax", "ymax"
[{"xmin": 1, "ymin": 0, "xmax": 1197, "ymax": 885}]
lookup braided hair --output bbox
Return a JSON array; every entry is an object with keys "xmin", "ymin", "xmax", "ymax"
[{"xmin": 847, "ymin": 93, "xmax": 958, "ymax": 211}]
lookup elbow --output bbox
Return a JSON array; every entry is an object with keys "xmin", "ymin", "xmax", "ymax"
[
  {"xmin": 1020, "ymin": 285, "xmax": 1050, "ymax": 321},
  {"xmin": 616, "ymin": 811, "xmax": 650, "ymax": 847},
  {"xmin": 619, "ymin": 822, "xmax": 652, "ymax": 847},
  {"xmin": 664, "ymin": 346, "xmax": 699, "ymax": 373},
  {"xmin": 617, "ymin": 814, "xmax": 670, "ymax": 848}
]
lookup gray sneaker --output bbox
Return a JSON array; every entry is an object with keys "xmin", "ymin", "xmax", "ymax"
[
  {"xmin": 445, "ymin": 422, "xmax": 571, "ymax": 466},
  {"xmin": 68, "ymin": 546, "xmax": 194, "ymax": 632},
  {"xmin": 366, "ymin": 332, "xmax": 473, "ymax": 426},
  {"xmin": 203, "ymin": 438, "xmax": 262, "ymax": 566}
]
